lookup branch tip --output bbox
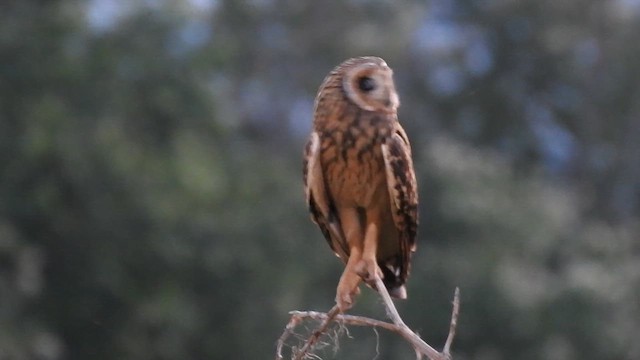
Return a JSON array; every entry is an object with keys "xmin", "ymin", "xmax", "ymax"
[{"xmin": 443, "ymin": 287, "xmax": 460, "ymax": 357}]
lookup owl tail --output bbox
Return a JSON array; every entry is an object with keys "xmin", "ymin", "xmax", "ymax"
[
  {"xmin": 379, "ymin": 261, "xmax": 408, "ymax": 299},
  {"xmin": 388, "ymin": 284, "xmax": 407, "ymax": 299}
]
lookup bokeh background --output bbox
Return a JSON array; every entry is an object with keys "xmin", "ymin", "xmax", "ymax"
[{"xmin": 1, "ymin": 0, "xmax": 639, "ymax": 359}]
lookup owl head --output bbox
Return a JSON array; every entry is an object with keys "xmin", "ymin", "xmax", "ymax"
[{"xmin": 319, "ymin": 56, "xmax": 400, "ymax": 115}]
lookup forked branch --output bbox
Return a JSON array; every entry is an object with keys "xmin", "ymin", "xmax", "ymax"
[{"xmin": 275, "ymin": 277, "xmax": 460, "ymax": 360}]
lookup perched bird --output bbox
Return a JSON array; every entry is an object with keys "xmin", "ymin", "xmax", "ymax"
[{"xmin": 303, "ymin": 57, "xmax": 418, "ymax": 312}]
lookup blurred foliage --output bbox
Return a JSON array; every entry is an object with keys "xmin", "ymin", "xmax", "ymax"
[{"xmin": 0, "ymin": 0, "xmax": 638, "ymax": 359}]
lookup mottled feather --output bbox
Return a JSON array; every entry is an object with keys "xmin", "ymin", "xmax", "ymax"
[
  {"xmin": 303, "ymin": 132, "xmax": 349, "ymax": 259},
  {"xmin": 303, "ymin": 56, "xmax": 419, "ymax": 310},
  {"xmin": 381, "ymin": 126, "xmax": 419, "ymax": 286}
]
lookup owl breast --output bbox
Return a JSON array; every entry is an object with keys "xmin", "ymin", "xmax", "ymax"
[{"xmin": 319, "ymin": 113, "xmax": 393, "ymax": 209}]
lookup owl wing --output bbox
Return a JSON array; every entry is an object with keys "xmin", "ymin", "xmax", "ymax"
[
  {"xmin": 303, "ymin": 131, "xmax": 349, "ymax": 260},
  {"xmin": 381, "ymin": 125, "xmax": 419, "ymax": 284}
]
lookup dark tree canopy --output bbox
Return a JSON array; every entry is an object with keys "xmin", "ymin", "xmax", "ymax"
[{"xmin": 0, "ymin": 1, "xmax": 638, "ymax": 359}]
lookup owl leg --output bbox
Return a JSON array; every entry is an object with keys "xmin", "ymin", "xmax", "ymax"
[
  {"xmin": 355, "ymin": 208, "xmax": 383, "ymax": 286},
  {"xmin": 335, "ymin": 208, "xmax": 363, "ymax": 312}
]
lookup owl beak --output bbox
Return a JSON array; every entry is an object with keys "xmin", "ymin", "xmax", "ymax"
[{"xmin": 384, "ymin": 91, "xmax": 400, "ymax": 113}]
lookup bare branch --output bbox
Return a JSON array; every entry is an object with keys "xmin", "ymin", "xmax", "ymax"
[
  {"xmin": 373, "ymin": 275, "xmax": 406, "ymax": 327},
  {"xmin": 292, "ymin": 305, "xmax": 340, "ymax": 360},
  {"xmin": 289, "ymin": 310, "xmax": 401, "ymax": 332},
  {"xmin": 276, "ymin": 280, "xmax": 461, "ymax": 360},
  {"xmin": 373, "ymin": 275, "xmax": 447, "ymax": 360}
]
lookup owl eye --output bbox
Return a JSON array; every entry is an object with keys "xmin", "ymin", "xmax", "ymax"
[{"xmin": 358, "ymin": 76, "xmax": 376, "ymax": 92}]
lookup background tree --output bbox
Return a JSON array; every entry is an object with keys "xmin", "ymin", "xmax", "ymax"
[{"xmin": 0, "ymin": 0, "xmax": 638, "ymax": 359}]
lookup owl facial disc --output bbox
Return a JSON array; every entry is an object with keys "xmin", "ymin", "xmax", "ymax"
[{"xmin": 342, "ymin": 61, "xmax": 399, "ymax": 114}]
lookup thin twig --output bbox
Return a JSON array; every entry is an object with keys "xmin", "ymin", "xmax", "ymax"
[
  {"xmin": 275, "ymin": 315, "xmax": 301, "ymax": 360},
  {"xmin": 292, "ymin": 305, "xmax": 340, "ymax": 360},
  {"xmin": 373, "ymin": 327, "xmax": 380, "ymax": 360},
  {"xmin": 443, "ymin": 287, "xmax": 460, "ymax": 356},
  {"xmin": 373, "ymin": 275, "xmax": 445, "ymax": 360}
]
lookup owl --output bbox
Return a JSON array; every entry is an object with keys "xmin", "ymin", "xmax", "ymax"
[{"xmin": 303, "ymin": 56, "xmax": 418, "ymax": 312}]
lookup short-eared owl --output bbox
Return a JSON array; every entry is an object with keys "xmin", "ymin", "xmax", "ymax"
[{"xmin": 303, "ymin": 56, "xmax": 418, "ymax": 311}]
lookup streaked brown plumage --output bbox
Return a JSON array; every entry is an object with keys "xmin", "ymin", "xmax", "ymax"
[{"xmin": 303, "ymin": 57, "xmax": 418, "ymax": 311}]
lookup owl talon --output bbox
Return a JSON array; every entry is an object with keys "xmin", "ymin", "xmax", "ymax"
[
  {"xmin": 336, "ymin": 295, "xmax": 351, "ymax": 312},
  {"xmin": 336, "ymin": 269, "xmax": 362, "ymax": 312},
  {"xmin": 336, "ymin": 284, "xmax": 360, "ymax": 312},
  {"xmin": 355, "ymin": 259, "xmax": 383, "ymax": 285}
]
